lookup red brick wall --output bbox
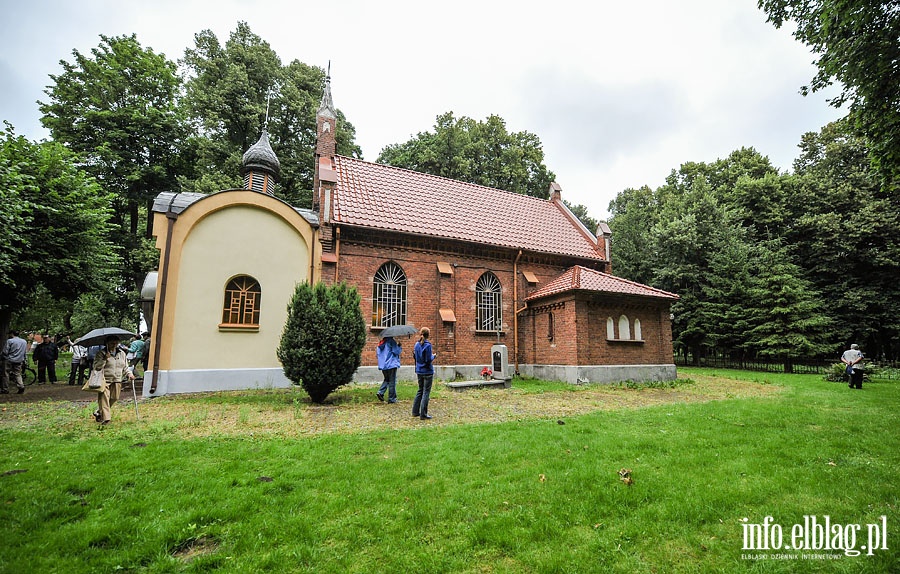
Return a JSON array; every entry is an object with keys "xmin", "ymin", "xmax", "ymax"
[
  {"xmin": 329, "ymin": 235, "xmax": 673, "ymax": 369},
  {"xmin": 336, "ymin": 239, "xmax": 527, "ymax": 367},
  {"xmin": 524, "ymin": 294, "xmax": 673, "ymax": 366}
]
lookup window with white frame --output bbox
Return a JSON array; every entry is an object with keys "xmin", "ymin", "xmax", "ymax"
[
  {"xmin": 372, "ymin": 262, "xmax": 407, "ymax": 327},
  {"xmin": 476, "ymin": 272, "xmax": 502, "ymax": 331},
  {"xmin": 634, "ymin": 318, "xmax": 642, "ymax": 341}
]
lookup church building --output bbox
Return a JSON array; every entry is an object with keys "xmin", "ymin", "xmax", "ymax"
[{"xmin": 142, "ymin": 75, "xmax": 678, "ymax": 396}]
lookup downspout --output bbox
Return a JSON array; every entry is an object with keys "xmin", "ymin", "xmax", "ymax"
[
  {"xmin": 513, "ymin": 250, "xmax": 523, "ymax": 375},
  {"xmin": 334, "ymin": 225, "xmax": 341, "ymax": 283},
  {"xmin": 150, "ymin": 203, "xmax": 178, "ymax": 394},
  {"xmin": 309, "ymin": 227, "xmax": 318, "ymax": 284}
]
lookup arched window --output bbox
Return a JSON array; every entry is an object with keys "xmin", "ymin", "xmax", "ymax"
[
  {"xmin": 476, "ymin": 272, "xmax": 502, "ymax": 331},
  {"xmin": 634, "ymin": 318, "xmax": 642, "ymax": 341},
  {"xmin": 222, "ymin": 275, "xmax": 261, "ymax": 326},
  {"xmin": 618, "ymin": 315, "xmax": 631, "ymax": 340},
  {"xmin": 372, "ymin": 262, "xmax": 407, "ymax": 327},
  {"xmin": 547, "ymin": 312, "xmax": 555, "ymax": 341},
  {"xmin": 606, "ymin": 317, "xmax": 615, "ymax": 340}
]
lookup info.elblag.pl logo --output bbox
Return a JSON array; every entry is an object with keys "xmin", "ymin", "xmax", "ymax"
[{"xmin": 741, "ymin": 516, "xmax": 889, "ymax": 559}]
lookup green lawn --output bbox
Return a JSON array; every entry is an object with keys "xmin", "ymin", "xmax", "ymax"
[{"xmin": 0, "ymin": 369, "xmax": 897, "ymax": 573}]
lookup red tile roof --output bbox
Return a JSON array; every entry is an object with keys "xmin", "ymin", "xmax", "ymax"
[
  {"xmin": 329, "ymin": 156, "xmax": 604, "ymax": 260},
  {"xmin": 526, "ymin": 266, "xmax": 679, "ymax": 301}
]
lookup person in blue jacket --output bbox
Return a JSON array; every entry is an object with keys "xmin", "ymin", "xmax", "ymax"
[
  {"xmin": 412, "ymin": 327, "xmax": 436, "ymax": 420},
  {"xmin": 376, "ymin": 336, "xmax": 402, "ymax": 403}
]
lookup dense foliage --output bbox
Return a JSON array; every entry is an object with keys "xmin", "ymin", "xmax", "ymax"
[
  {"xmin": 180, "ymin": 21, "xmax": 361, "ymax": 206},
  {"xmin": 23, "ymin": 23, "xmax": 362, "ymax": 334},
  {"xmin": 39, "ymin": 34, "xmax": 187, "ymax": 293},
  {"xmin": 758, "ymin": 0, "xmax": 900, "ymax": 189},
  {"xmin": 277, "ymin": 282, "xmax": 367, "ymax": 403},
  {"xmin": 0, "ymin": 125, "xmax": 120, "ymax": 338},
  {"xmin": 609, "ymin": 122, "xmax": 900, "ymax": 362}
]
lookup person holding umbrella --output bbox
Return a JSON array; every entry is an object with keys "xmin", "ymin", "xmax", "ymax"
[
  {"xmin": 91, "ymin": 334, "xmax": 135, "ymax": 425},
  {"xmin": 376, "ymin": 336, "xmax": 402, "ymax": 403}
]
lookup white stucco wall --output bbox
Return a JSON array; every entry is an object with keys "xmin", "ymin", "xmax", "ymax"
[{"xmin": 169, "ymin": 205, "xmax": 309, "ymax": 371}]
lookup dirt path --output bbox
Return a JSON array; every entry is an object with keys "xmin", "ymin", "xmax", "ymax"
[{"xmin": 0, "ymin": 374, "xmax": 781, "ymax": 438}]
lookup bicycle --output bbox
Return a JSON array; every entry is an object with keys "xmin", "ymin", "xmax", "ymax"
[{"xmin": 22, "ymin": 364, "xmax": 38, "ymax": 385}]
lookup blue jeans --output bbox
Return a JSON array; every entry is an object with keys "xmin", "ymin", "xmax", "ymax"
[
  {"xmin": 412, "ymin": 374, "xmax": 433, "ymax": 417},
  {"xmin": 378, "ymin": 368, "xmax": 398, "ymax": 401}
]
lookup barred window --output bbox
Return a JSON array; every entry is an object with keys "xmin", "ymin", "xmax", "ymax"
[
  {"xmin": 476, "ymin": 272, "xmax": 502, "ymax": 331},
  {"xmin": 222, "ymin": 275, "xmax": 261, "ymax": 326},
  {"xmin": 372, "ymin": 262, "xmax": 407, "ymax": 327}
]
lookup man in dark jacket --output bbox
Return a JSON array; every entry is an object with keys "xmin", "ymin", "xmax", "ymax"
[{"xmin": 33, "ymin": 333, "xmax": 59, "ymax": 383}]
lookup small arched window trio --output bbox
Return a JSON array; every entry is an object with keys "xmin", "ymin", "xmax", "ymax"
[
  {"xmin": 372, "ymin": 263, "xmax": 503, "ymax": 331},
  {"xmin": 607, "ymin": 315, "xmax": 642, "ymax": 341}
]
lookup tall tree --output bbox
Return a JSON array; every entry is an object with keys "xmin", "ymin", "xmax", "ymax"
[
  {"xmin": 758, "ymin": 0, "xmax": 900, "ymax": 188},
  {"xmin": 378, "ymin": 112, "xmax": 556, "ymax": 199},
  {"xmin": 379, "ymin": 111, "xmax": 602, "ymax": 232},
  {"xmin": 787, "ymin": 120, "xmax": 900, "ymax": 358},
  {"xmin": 741, "ymin": 240, "xmax": 834, "ymax": 370},
  {"xmin": 39, "ymin": 33, "xmax": 187, "ymax": 292},
  {"xmin": 607, "ymin": 185, "xmax": 660, "ymax": 284},
  {"xmin": 180, "ymin": 21, "xmax": 361, "ymax": 206},
  {"xmin": 649, "ymin": 177, "xmax": 744, "ymax": 361},
  {"xmin": 0, "ymin": 125, "xmax": 119, "ymax": 338}
]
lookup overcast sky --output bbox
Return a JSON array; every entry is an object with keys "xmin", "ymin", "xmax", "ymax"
[{"xmin": 0, "ymin": 0, "xmax": 845, "ymax": 219}]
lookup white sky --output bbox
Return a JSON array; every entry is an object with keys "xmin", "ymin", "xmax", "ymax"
[{"xmin": 0, "ymin": 0, "xmax": 845, "ymax": 219}]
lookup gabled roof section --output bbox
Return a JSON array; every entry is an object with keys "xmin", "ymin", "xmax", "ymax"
[
  {"xmin": 525, "ymin": 265, "xmax": 679, "ymax": 301},
  {"xmin": 152, "ymin": 191, "xmax": 318, "ymax": 227},
  {"xmin": 329, "ymin": 156, "xmax": 605, "ymax": 260}
]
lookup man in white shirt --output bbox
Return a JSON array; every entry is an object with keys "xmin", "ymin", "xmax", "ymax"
[{"xmin": 841, "ymin": 343, "xmax": 865, "ymax": 389}]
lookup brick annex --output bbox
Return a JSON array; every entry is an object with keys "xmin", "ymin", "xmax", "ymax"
[{"xmin": 141, "ymin": 73, "xmax": 678, "ymax": 396}]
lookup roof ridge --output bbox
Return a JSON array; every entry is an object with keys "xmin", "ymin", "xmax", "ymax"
[
  {"xmin": 572, "ymin": 265, "xmax": 679, "ymax": 299},
  {"xmin": 334, "ymin": 154, "xmax": 558, "ymax": 206}
]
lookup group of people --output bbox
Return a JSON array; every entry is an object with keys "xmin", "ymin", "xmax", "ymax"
[
  {"xmin": 0, "ymin": 331, "xmax": 63, "ymax": 393},
  {"xmin": 1, "ymin": 329, "xmax": 149, "ymax": 426},
  {"xmin": 376, "ymin": 327, "xmax": 436, "ymax": 420}
]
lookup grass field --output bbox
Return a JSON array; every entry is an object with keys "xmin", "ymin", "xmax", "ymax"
[{"xmin": 0, "ymin": 369, "xmax": 896, "ymax": 573}]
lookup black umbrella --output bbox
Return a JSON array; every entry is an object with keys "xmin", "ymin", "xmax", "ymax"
[
  {"xmin": 74, "ymin": 327, "xmax": 138, "ymax": 348},
  {"xmin": 76, "ymin": 326, "xmax": 141, "ymax": 420},
  {"xmin": 380, "ymin": 324, "xmax": 418, "ymax": 338}
]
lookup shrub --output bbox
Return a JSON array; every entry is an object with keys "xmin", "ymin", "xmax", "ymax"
[
  {"xmin": 277, "ymin": 282, "xmax": 367, "ymax": 403},
  {"xmin": 824, "ymin": 362, "xmax": 848, "ymax": 382}
]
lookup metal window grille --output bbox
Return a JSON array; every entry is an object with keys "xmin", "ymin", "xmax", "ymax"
[
  {"xmin": 372, "ymin": 262, "xmax": 407, "ymax": 327},
  {"xmin": 222, "ymin": 276, "xmax": 261, "ymax": 325},
  {"xmin": 476, "ymin": 272, "xmax": 502, "ymax": 331}
]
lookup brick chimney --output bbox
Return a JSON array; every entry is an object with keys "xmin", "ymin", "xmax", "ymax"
[{"xmin": 548, "ymin": 181, "xmax": 562, "ymax": 202}]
